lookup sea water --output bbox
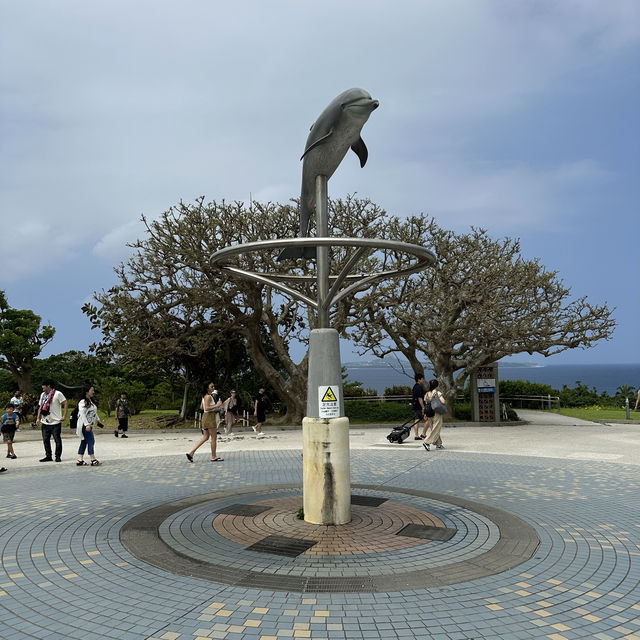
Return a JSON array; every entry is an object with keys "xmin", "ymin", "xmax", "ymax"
[{"xmin": 343, "ymin": 362, "xmax": 640, "ymax": 396}]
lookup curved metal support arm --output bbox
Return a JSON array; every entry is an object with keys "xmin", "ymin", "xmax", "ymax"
[
  {"xmin": 221, "ymin": 266, "xmax": 318, "ymax": 309},
  {"xmin": 323, "ymin": 246, "xmax": 368, "ymax": 311}
]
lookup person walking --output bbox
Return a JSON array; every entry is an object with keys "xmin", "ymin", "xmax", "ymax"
[
  {"xmin": 186, "ymin": 382, "xmax": 223, "ymax": 462},
  {"xmin": 211, "ymin": 388, "xmax": 223, "ymax": 432},
  {"xmin": 411, "ymin": 373, "xmax": 426, "ymax": 440},
  {"xmin": 253, "ymin": 388, "xmax": 267, "ymax": 437},
  {"xmin": 422, "ymin": 379, "xmax": 446, "ymax": 451},
  {"xmin": 222, "ymin": 390, "xmax": 241, "ymax": 435},
  {"xmin": 10, "ymin": 390, "xmax": 23, "ymax": 425},
  {"xmin": 76, "ymin": 383, "xmax": 103, "ymax": 466},
  {"xmin": 2, "ymin": 404, "xmax": 19, "ymax": 459},
  {"xmin": 635, "ymin": 387, "xmax": 640, "ymax": 411},
  {"xmin": 114, "ymin": 391, "xmax": 130, "ymax": 438},
  {"xmin": 36, "ymin": 378, "xmax": 68, "ymax": 462}
]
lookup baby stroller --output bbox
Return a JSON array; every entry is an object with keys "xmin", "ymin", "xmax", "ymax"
[{"xmin": 386, "ymin": 418, "xmax": 414, "ymax": 444}]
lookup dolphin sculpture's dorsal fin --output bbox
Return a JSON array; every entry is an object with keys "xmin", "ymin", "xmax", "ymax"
[
  {"xmin": 351, "ymin": 137, "xmax": 368, "ymax": 168},
  {"xmin": 301, "ymin": 127, "xmax": 335, "ymax": 160}
]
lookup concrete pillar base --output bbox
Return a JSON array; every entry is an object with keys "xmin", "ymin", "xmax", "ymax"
[{"xmin": 302, "ymin": 416, "xmax": 351, "ymax": 525}]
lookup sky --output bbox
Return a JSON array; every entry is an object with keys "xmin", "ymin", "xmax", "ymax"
[{"xmin": 1, "ymin": 0, "xmax": 638, "ymax": 366}]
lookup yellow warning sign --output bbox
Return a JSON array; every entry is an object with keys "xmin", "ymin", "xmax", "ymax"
[
  {"xmin": 321, "ymin": 387, "xmax": 337, "ymax": 402},
  {"xmin": 318, "ymin": 385, "xmax": 341, "ymax": 418}
]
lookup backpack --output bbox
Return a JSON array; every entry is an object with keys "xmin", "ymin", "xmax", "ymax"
[
  {"xmin": 69, "ymin": 406, "xmax": 79, "ymax": 429},
  {"xmin": 424, "ymin": 401, "xmax": 436, "ymax": 418}
]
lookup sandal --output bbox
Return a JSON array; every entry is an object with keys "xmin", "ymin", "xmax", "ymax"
[
  {"xmin": 90, "ymin": 460, "xmax": 101, "ymax": 466},
  {"xmin": 186, "ymin": 453, "xmax": 194, "ymax": 462},
  {"xmin": 210, "ymin": 457, "xmax": 224, "ymax": 462},
  {"xmin": 76, "ymin": 460, "xmax": 88, "ymax": 466}
]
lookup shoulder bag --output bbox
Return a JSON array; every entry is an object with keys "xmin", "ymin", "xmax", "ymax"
[{"xmin": 430, "ymin": 391, "xmax": 447, "ymax": 415}]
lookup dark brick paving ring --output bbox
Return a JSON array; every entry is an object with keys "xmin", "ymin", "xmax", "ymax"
[{"xmin": 120, "ymin": 484, "xmax": 540, "ymax": 593}]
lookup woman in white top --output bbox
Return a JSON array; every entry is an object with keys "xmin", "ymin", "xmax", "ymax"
[
  {"xmin": 186, "ymin": 382, "xmax": 223, "ymax": 462},
  {"xmin": 423, "ymin": 379, "xmax": 446, "ymax": 452},
  {"xmin": 76, "ymin": 384, "xmax": 102, "ymax": 466}
]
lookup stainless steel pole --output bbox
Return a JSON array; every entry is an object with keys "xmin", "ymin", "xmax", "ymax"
[{"xmin": 316, "ymin": 174, "xmax": 329, "ymax": 329}]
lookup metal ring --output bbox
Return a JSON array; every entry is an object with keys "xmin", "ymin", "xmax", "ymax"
[{"xmin": 210, "ymin": 237, "xmax": 435, "ymax": 310}]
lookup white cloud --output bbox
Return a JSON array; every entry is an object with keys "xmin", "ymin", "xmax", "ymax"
[
  {"xmin": 360, "ymin": 157, "xmax": 612, "ymax": 232},
  {"xmin": 92, "ymin": 219, "xmax": 144, "ymax": 262}
]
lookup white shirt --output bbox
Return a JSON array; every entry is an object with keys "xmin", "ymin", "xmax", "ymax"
[
  {"xmin": 77, "ymin": 400, "xmax": 99, "ymax": 437},
  {"xmin": 39, "ymin": 390, "xmax": 67, "ymax": 425}
]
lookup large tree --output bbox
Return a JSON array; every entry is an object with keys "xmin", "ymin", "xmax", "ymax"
[
  {"xmin": 0, "ymin": 291, "xmax": 55, "ymax": 392},
  {"xmin": 83, "ymin": 290, "xmax": 235, "ymax": 419},
  {"xmin": 85, "ymin": 198, "xmax": 309, "ymax": 422},
  {"xmin": 345, "ymin": 216, "xmax": 616, "ymax": 413},
  {"xmin": 85, "ymin": 196, "xmax": 389, "ymax": 423}
]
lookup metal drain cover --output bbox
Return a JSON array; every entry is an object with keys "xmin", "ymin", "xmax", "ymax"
[
  {"xmin": 246, "ymin": 535, "xmax": 318, "ymax": 557},
  {"xmin": 396, "ymin": 524, "xmax": 457, "ymax": 541},
  {"xmin": 351, "ymin": 495, "xmax": 388, "ymax": 507},
  {"xmin": 215, "ymin": 504, "xmax": 273, "ymax": 516}
]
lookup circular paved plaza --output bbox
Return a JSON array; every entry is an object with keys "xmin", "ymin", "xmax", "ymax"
[{"xmin": 1, "ymin": 435, "xmax": 639, "ymax": 639}]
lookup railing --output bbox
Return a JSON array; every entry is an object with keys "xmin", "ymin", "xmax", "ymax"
[
  {"xmin": 345, "ymin": 394, "xmax": 560, "ymax": 410},
  {"xmin": 344, "ymin": 395, "xmax": 412, "ymax": 403},
  {"xmin": 499, "ymin": 395, "xmax": 560, "ymax": 410}
]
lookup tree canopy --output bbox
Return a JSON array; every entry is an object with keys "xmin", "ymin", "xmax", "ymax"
[
  {"xmin": 0, "ymin": 291, "xmax": 55, "ymax": 392},
  {"xmin": 85, "ymin": 198, "xmax": 616, "ymax": 421},
  {"xmin": 345, "ymin": 217, "xmax": 616, "ymax": 412}
]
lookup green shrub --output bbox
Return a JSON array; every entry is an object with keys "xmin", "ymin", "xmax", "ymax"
[
  {"xmin": 558, "ymin": 381, "xmax": 600, "ymax": 408},
  {"xmin": 345, "ymin": 400, "xmax": 410, "ymax": 422},
  {"xmin": 343, "ymin": 382, "xmax": 366, "ymax": 397},
  {"xmin": 0, "ymin": 392, "xmax": 10, "ymax": 411},
  {"xmin": 0, "ymin": 372, "xmax": 14, "ymax": 393},
  {"xmin": 499, "ymin": 379, "xmax": 555, "ymax": 396},
  {"xmin": 384, "ymin": 385, "xmax": 411, "ymax": 396},
  {"xmin": 453, "ymin": 402, "xmax": 472, "ymax": 420}
]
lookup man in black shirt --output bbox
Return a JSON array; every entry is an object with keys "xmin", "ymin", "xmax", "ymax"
[{"xmin": 411, "ymin": 373, "xmax": 426, "ymax": 440}]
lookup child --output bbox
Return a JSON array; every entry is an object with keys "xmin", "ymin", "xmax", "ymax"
[{"xmin": 2, "ymin": 403, "xmax": 20, "ymax": 459}]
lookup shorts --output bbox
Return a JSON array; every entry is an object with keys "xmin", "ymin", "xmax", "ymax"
[
  {"xmin": 2, "ymin": 428, "xmax": 16, "ymax": 442},
  {"xmin": 413, "ymin": 408, "xmax": 424, "ymax": 421},
  {"xmin": 202, "ymin": 411, "xmax": 217, "ymax": 430},
  {"xmin": 256, "ymin": 410, "xmax": 266, "ymax": 423},
  {"xmin": 117, "ymin": 417, "xmax": 128, "ymax": 431}
]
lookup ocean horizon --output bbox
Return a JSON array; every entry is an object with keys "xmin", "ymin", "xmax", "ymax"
[{"xmin": 343, "ymin": 361, "xmax": 640, "ymax": 396}]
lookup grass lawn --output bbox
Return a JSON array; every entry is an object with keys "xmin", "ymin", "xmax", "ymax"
[{"xmin": 554, "ymin": 407, "xmax": 640, "ymax": 421}]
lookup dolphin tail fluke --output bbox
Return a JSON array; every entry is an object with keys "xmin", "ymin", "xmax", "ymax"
[{"xmin": 277, "ymin": 245, "xmax": 317, "ymax": 261}]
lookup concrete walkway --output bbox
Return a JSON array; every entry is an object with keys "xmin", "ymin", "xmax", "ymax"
[
  {"xmin": 6, "ymin": 410, "xmax": 639, "ymax": 468},
  {"xmin": 0, "ymin": 412, "xmax": 639, "ymax": 640}
]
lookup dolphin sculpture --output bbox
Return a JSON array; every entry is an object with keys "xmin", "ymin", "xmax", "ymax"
[{"xmin": 278, "ymin": 88, "xmax": 379, "ymax": 260}]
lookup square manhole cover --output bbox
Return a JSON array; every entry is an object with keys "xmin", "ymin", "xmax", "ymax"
[
  {"xmin": 214, "ymin": 504, "xmax": 273, "ymax": 517},
  {"xmin": 246, "ymin": 535, "xmax": 318, "ymax": 557},
  {"xmin": 351, "ymin": 495, "xmax": 388, "ymax": 507},
  {"xmin": 396, "ymin": 524, "xmax": 457, "ymax": 542}
]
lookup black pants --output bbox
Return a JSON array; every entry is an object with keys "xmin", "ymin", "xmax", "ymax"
[
  {"xmin": 42, "ymin": 422, "xmax": 62, "ymax": 459},
  {"xmin": 117, "ymin": 417, "xmax": 128, "ymax": 432}
]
